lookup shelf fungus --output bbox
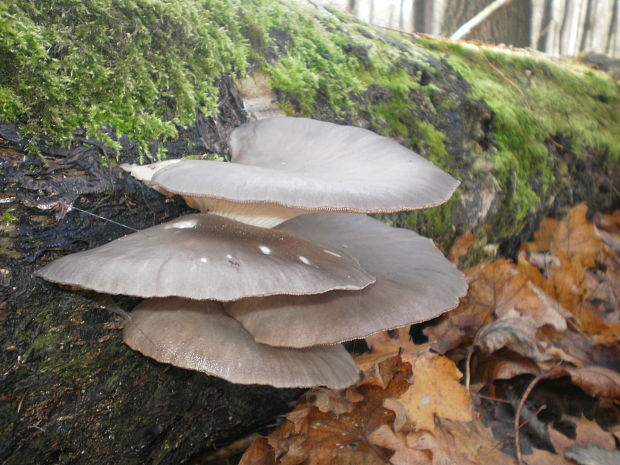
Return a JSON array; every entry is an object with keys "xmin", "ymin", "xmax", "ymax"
[{"xmin": 37, "ymin": 116, "xmax": 467, "ymax": 389}]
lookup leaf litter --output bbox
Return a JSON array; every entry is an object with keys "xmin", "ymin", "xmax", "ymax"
[{"xmin": 238, "ymin": 204, "xmax": 619, "ymax": 465}]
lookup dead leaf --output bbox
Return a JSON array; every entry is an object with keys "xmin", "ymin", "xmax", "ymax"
[
  {"xmin": 345, "ymin": 388, "xmax": 364, "ymax": 403},
  {"xmin": 598, "ymin": 229, "xmax": 620, "ymax": 253},
  {"xmin": 305, "ymin": 388, "xmax": 352, "ymax": 415},
  {"xmin": 586, "ymin": 253, "xmax": 620, "ymax": 323},
  {"xmin": 356, "ymin": 354, "xmax": 412, "ymax": 396},
  {"xmin": 526, "ymin": 217, "xmax": 559, "ymax": 253},
  {"xmin": 450, "ymin": 260, "xmax": 567, "ymax": 332},
  {"xmin": 473, "ymin": 315, "xmax": 551, "ymax": 362},
  {"xmin": 565, "ymin": 444, "xmax": 620, "ymax": 465},
  {"xmin": 383, "ymin": 397, "xmax": 408, "ymax": 433},
  {"xmin": 269, "ymin": 405, "xmax": 390, "ymax": 465},
  {"xmin": 407, "ymin": 429, "xmax": 458, "ymax": 465},
  {"xmin": 368, "ymin": 424, "xmax": 428, "ymax": 465},
  {"xmin": 239, "ymin": 436, "xmax": 275, "ymax": 465},
  {"xmin": 266, "ymin": 379, "xmax": 403, "ymax": 465},
  {"xmin": 564, "ymin": 365, "xmax": 620, "ymax": 399},
  {"xmin": 551, "ymin": 204, "xmax": 604, "ymax": 268},
  {"xmin": 476, "ymin": 350, "xmax": 540, "ymax": 383},
  {"xmin": 425, "ymin": 318, "xmax": 470, "ymax": 354},
  {"xmin": 517, "ymin": 249, "xmax": 547, "ymax": 288},
  {"xmin": 407, "ymin": 418, "xmax": 514, "ymax": 465},
  {"xmin": 520, "ymin": 204, "xmax": 620, "ymax": 340},
  {"xmin": 521, "ymin": 448, "xmax": 574, "ymax": 465},
  {"xmin": 364, "ymin": 327, "xmax": 411, "ymax": 355},
  {"xmin": 282, "ymin": 407, "xmax": 312, "ymax": 436},
  {"xmin": 549, "ymin": 416, "xmax": 616, "ymax": 457},
  {"xmin": 594, "ymin": 210, "xmax": 620, "ymax": 234},
  {"xmin": 395, "ymin": 352, "xmax": 472, "ymax": 432},
  {"xmin": 448, "ymin": 230, "xmax": 474, "ymax": 265}
]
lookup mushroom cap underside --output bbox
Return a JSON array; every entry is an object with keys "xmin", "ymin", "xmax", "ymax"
[{"xmin": 123, "ymin": 297, "xmax": 361, "ymax": 389}]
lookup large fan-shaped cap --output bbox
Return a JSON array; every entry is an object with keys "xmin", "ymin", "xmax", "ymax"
[
  {"xmin": 146, "ymin": 117, "xmax": 459, "ymax": 227},
  {"xmin": 123, "ymin": 298, "xmax": 360, "ymax": 388},
  {"xmin": 226, "ymin": 213, "xmax": 467, "ymax": 348},
  {"xmin": 35, "ymin": 213, "xmax": 374, "ymax": 301}
]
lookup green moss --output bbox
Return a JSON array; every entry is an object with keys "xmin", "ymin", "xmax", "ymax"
[
  {"xmin": 415, "ymin": 37, "xmax": 620, "ymax": 235},
  {"xmin": 374, "ymin": 98, "xmax": 411, "ymax": 138},
  {"xmin": 415, "ymin": 121, "xmax": 450, "ymax": 168},
  {"xmin": 241, "ymin": 0, "xmax": 365, "ymax": 118},
  {"xmin": 403, "ymin": 198, "xmax": 456, "ymax": 251},
  {"xmin": 1, "ymin": 0, "xmax": 440, "ymax": 159},
  {"xmin": 1, "ymin": 207, "xmax": 18, "ymax": 226},
  {"xmin": 241, "ymin": 0, "xmax": 431, "ymax": 122},
  {"xmin": 0, "ymin": 0, "xmax": 248, "ymax": 159},
  {"xmin": 180, "ymin": 152, "xmax": 226, "ymax": 161},
  {"xmin": 422, "ymin": 83, "xmax": 441, "ymax": 98}
]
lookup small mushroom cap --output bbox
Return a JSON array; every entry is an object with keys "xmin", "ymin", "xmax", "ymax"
[
  {"xmin": 149, "ymin": 117, "xmax": 459, "ymax": 227},
  {"xmin": 226, "ymin": 213, "xmax": 468, "ymax": 348},
  {"xmin": 123, "ymin": 297, "xmax": 360, "ymax": 389},
  {"xmin": 35, "ymin": 213, "xmax": 374, "ymax": 301}
]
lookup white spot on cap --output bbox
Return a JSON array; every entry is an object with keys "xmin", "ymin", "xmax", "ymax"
[
  {"xmin": 323, "ymin": 249, "xmax": 342, "ymax": 258},
  {"xmin": 258, "ymin": 245, "xmax": 271, "ymax": 255},
  {"xmin": 165, "ymin": 218, "xmax": 198, "ymax": 229},
  {"xmin": 226, "ymin": 254, "xmax": 233, "ymax": 260},
  {"xmin": 299, "ymin": 256, "xmax": 311, "ymax": 265},
  {"xmin": 199, "ymin": 257, "xmax": 208, "ymax": 263}
]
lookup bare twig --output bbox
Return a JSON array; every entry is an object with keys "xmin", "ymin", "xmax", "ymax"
[
  {"xmin": 473, "ymin": 393, "xmax": 513, "ymax": 404},
  {"xmin": 465, "ymin": 346, "xmax": 475, "ymax": 388},
  {"xmin": 451, "ymin": 0, "xmax": 514, "ymax": 40},
  {"xmin": 514, "ymin": 368, "xmax": 562, "ymax": 465}
]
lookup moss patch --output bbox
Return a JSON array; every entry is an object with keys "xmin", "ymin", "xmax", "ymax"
[
  {"xmin": 0, "ymin": 0, "xmax": 248, "ymax": 159},
  {"xmin": 415, "ymin": 38, "xmax": 620, "ymax": 236},
  {"xmin": 1, "ymin": 207, "xmax": 18, "ymax": 226}
]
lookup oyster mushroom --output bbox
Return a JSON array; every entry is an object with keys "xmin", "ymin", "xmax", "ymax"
[
  {"xmin": 125, "ymin": 117, "xmax": 459, "ymax": 227},
  {"xmin": 226, "ymin": 213, "xmax": 467, "ymax": 348},
  {"xmin": 35, "ymin": 213, "xmax": 374, "ymax": 301},
  {"xmin": 36, "ymin": 116, "xmax": 467, "ymax": 390},
  {"xmin": 123, "ymin": 297, "xmax": 360, "ymax": 389}
]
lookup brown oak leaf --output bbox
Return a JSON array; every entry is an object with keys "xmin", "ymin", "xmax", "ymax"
[{"xmin": 394, "ymin": 352, "xmax": 472, "ymax": 432}]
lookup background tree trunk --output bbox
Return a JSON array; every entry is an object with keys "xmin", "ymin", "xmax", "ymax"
[{"xmin": 320, "ymin": 0, "xmax": 620, "ymax": 57}]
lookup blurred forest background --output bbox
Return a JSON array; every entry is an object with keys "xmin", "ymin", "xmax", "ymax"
[{"xmin": 319, "ymin": 0, "xmax": 620, "ymax": 58}]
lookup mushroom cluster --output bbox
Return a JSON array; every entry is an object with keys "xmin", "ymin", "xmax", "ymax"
[{"xmin": 36, "ymin": 117, "xmax": 467, "ymax": 389}]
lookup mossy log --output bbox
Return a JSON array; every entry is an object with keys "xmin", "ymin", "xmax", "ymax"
[{"xmin": 1, "ymin": 1, "xmax": 618, "ymax": 464}]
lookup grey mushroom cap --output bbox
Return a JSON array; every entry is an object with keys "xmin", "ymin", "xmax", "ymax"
[
  {"xmin": 123, "ymin": 297, "xmax": 361, "ymax": 389},
  {"xmin": 147, "ymin": 117, "xmax": 459, "ymax": 227},
  {"xmin": 35, "ymin": 213, "xmax": 375, "ymax": 301},
  {"xmin": 225, "ymin": 213, "xmax": 468, "ymax": 348}
]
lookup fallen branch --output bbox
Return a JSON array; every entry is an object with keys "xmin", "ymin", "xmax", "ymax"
[{"xmin": 450, "ymin": 0, "xmax": 514, "ymax": 40}]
